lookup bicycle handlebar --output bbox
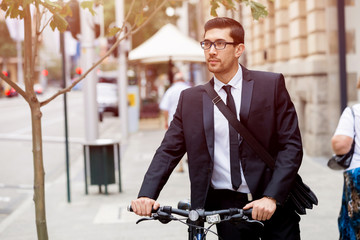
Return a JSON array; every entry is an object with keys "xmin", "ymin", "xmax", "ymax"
[
  {"xmin": 127, "ymin": 205, "xmax": 252, "ymax": 215},
  {"xmin": 127, "ymin": 205, "xmax": 254, "ymax": 224},
  {"xmin": 128, "ymin": 203, "xmax": 264, "ymax": 239}
]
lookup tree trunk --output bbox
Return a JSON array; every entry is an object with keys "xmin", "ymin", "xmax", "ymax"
[
  {"xmin": 23, "ymin": 5, "xmax": 49, "ymax": 240},
  {"xmin": 30, "ymin": 101, "xmax": 48, "ymax": 240}
]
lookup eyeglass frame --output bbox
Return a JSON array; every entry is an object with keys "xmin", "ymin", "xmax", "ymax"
[{"xmin": 200, "ymin": 40, "xmax": 240, "ymax": 50}]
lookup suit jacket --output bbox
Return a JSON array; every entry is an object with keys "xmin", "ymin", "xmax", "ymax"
[{"xmin": 138, "ymin": 65, "xmax": 303, "ymax": 210}]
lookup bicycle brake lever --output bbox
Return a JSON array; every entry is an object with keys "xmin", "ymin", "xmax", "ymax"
[
  {"xmin": 136, "ymin": 217, "xmax": 154, "ymax": 224},
  {"xmin": 229, "ymin": 214, "xmax": 265, "ymax": 228},
  {"xmin": 228, "ymin": 213, "xmax": 248, "ymax": 222},
  {"xmin": 153, "ymin": 212, "xmax": 172, "ymax": 224},
  {"xmin": 246, "ymin": 219, "xmax": 265, "ymax": 227}
]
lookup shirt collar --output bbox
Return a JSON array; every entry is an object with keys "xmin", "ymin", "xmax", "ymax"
[{"xmin": 214, "ymin": 64, "xmax": 243, "ymax": 92}]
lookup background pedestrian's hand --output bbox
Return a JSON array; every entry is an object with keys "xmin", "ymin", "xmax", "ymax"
[
  {"xmin": 131, "ymin": 197, "xmax": 160, "ymax": 216},
  {"xmin": 243, "ymin": 197, "xmax": 276, "ymax": 221}
]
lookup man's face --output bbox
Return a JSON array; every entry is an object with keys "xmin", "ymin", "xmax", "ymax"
[{"xmin": 203, "ymin": 28, "xmax": 244, "ymax": 80}]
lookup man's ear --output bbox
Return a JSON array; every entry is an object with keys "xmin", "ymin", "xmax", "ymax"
[{"xmin": 235, "ymin": 43, "xmax": 245, "ymax": 58}]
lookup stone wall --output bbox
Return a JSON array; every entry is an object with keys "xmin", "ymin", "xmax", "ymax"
[{"xmin": 242, "ymin": 0, "xmax": 344, "ymax": 157}]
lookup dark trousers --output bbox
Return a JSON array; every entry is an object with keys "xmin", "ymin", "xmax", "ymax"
[{"xmin": 205, "ymin": 187, "xmax": 301, "ymax": 240}]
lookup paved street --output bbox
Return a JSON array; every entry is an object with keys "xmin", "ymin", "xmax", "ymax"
[
  {"xmin": 0, "ymin": 90, "xmax": 86, "ymax": 224},
  {"xmin": 0, "ymin": 90, "xmax": 344, "ymax": 240},
  {"xmin": 0, "ymin": 89, "xmax": 121, "ymax": 225}
]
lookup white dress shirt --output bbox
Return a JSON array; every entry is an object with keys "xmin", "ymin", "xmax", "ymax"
[{"xmin": 211, "ymin": 65, "xmax": 251, "ymax": 193}]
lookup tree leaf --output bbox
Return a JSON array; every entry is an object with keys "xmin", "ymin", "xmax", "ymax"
[
  {"xmin": 59, "ymin": 4, "xmax": 71, "ymax": 17},
  {"xmin": 107, "ymin": 26, "xmax": 121, "ymax": 37},
  {"xmin": 0, "ymin": 5, "xmax": 7, "ymax": 12},
  {"xmin": 80, "ymin": 1, "xmax": 96, "ymax": 16},
  {"xmin": 134, "ymin": 13, "xmax": 145, "ymax": 27},
  {"xmin": 0, "ymin": 1, "xmax": 10, "ymax": 12},
  {"xmin": 0, "ymin": 1, "xmax": 25, "ymax": 23},
  {"xmin": 52, "ymin": 13, "xmax": 69, "ymax": 32},
  {"xmin": 41, "ymin": 0, "xmax": 62, "ymax": 14},
  {"xmin": 222, "ymin": 0, "xmax": 235, "ymax": 10},
  {"xmin": 249, "ymin": 1, "xmax": 268, "ymax": 20},
  {"xmin": 50, "ymin": 19, "xmax": 56, "ymax": 31},
  {"xmin": 210, "ymin": 0, "xmax": 220, "ymax": 17},
  {"xmin": 9, "ymin": 4, "xmax": 21, "ymax": 19},
  {"xmin": 44, "ymin": 0, "xmax": 62, "ymax": 10},
  {"xmin": 4, "ymin": 7, "xmax": 11, "ymax": 18},
  {"xmin": 18, "ymin": 10, "xmax": 25, "ymax": 19}
]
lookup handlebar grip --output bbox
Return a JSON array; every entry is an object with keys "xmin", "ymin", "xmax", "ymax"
[
  {"xmin": 243, "ymin": 209, "xmax": 252, "ymax": 218},
  {"xmin": 127, "ymin": 205, "xmax": 133, "ymax": 212},
  {"xmin": 127, "ymin": 204, "xmax": 159, "ymax": 213}
]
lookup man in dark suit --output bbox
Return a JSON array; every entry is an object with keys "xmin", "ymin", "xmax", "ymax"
[{"xmin": 131, "ymin": 17, "xmax": 302, "ymax": 240}]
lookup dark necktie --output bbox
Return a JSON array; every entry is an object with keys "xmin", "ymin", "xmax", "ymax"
[{"xmin": 223, "ymin": 85, "xmax": 242, "ymax": 190}]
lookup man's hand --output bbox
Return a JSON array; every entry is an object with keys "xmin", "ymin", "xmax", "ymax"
[
  {"xmin": 131, "ymin": 197, "xmax": 160, "ymax": 216},
  {"xmin": 243, "ymin": 197, "xmax": 277, "ymax": 221}
]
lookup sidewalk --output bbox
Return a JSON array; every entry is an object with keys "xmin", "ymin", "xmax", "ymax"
[{"xmin": 0, "ymin": 118, "xmax": 344, "ymax": 240}]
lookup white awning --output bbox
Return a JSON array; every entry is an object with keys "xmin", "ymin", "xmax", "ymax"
[{"xmin": 129, "ymin": 24, "xmax": 205, "ymax": 63}]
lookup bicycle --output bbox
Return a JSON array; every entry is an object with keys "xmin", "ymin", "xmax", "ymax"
[{"xmin": 128, "ymin": 200, "xmax": 264, "ymax": 240}]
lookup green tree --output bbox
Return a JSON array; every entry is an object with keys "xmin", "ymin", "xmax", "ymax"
[{"xmin": 0, "ymin": 0, "xmax": 268, "ymax": 239}]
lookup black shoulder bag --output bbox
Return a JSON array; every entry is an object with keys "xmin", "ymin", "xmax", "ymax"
[
  {"xmin": 327, "ymin": 107, "xmax": 355, "ymax": 170},
  {"xmin": 204, "ymin": 82, "xmax": 318, "ymax": 215}
]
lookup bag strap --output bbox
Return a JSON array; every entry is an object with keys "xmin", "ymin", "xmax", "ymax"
[
  {"xmin": 349, "ymin": 106, "xmax": 356, "ymax": 149},
  {"xmin": 204, "ymin": 82, "xmax": 275, "ymax": 170},
  {"xmin": 350, "ymin": 106, "xmax": 356, "ymax": 138}
]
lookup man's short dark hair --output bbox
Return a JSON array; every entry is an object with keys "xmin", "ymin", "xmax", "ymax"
[{"xmin": 204, "ymin": 17, "xmax": 245, "ymax": 44}]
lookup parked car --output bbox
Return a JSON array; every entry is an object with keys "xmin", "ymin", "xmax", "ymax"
[
  {"xmin": 3, "ymin": 83, "xmax": 43, "ymax": 97},
  {"xmin": 34, "ymin": 83, "xmax": 43, "ymax": 94},
  {"xmin": 97, "ymin": 74, "xmax": 119, "ymax": 122},
  {"xmin": 4, "ymin": 87, "xmax": 18, "ymax": 97}
]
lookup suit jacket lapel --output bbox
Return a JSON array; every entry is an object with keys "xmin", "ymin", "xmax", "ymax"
[
  {"xmin": 203, "ymin": 80, "xmax": 215, "ymax": 162},
  {"xmin": 240, "ymin": 65, "xmax": 253, "ymax": 125}
]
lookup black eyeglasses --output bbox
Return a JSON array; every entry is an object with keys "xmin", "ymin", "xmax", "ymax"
[{"xmin": 200, "ymin": 40, "xmax": 239, "ymax": 50}]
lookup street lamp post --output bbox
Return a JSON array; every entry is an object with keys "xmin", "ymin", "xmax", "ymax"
[
  {"xmin": 60, "ymin": 30, "xmax": 71, "ymax": 203},
  {"xmin": 80, "ymin": 1, "xmax": 99, "ymax": 142},
  {"xmin": 115, "ymin": 0, "xmax": 129, "ymax": 141},
  {"xmin": 337, "ymin": 0, "xmax": 347, "ymax": 112}
]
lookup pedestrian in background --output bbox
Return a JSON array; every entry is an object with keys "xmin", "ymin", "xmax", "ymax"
[
  {"xmin": 331, "ymin": 104, "xmax": 360, "ymax": 239},
  {"xmin": 159, "ymin": 72, "xmax": 190, "ymax": 129},
  {"xmin": 159, "ymin": 71, "xmax": 190, "ymax": 172},
  {"xmin": 131, "ymin": 17, "xmax": 303, "ymax": 240}
]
